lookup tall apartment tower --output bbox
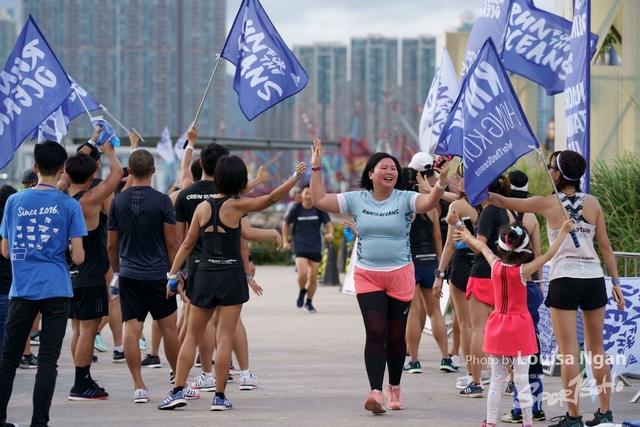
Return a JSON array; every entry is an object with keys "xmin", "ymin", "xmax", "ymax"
[
  {"xmin": 350, "ymin": 36, "xmax": 399, "ymax": 148},
  {"xmin": 401, "ymin": 36, "xmax": 437, "ymax": 139},
  {"xmin": 0, "ymin": 8, "xmax": 16, "ymax": 63},
  {"xmin": 16, "ymin": 0, "xmax": 226, "ymax": 139}
]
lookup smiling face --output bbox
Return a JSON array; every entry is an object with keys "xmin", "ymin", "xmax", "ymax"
[{"xmin": 369, "ymin": 158, "xmax": 398, "ymax": 191}]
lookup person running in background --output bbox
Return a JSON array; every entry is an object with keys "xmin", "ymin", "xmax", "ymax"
[
  {"xmin": 65, "ymin": 137, "xmax": 123, "ymax": 400},
  {"xmin": 0, "ymin": 141, "xmax": 86, "ymax": 427},
  {"xmin": 282, "ymin": 185, "xmax": 333, "ymax": 313},
  {"xmin": 158, "ymin": 157, "xmax": 306, "ymax": 411},
  {"xmin": 454, "ymin": 217, "xmax": 574, "ymax": 427},
  {"xmin": 107, "ymin": 149, "xmax": 180, "ymax": 404},
  {"xmin": 487, "ymin": 150, "xmax": 625, "ymax": 427},
  {"xmin": 310, "ymin": 138, "xmax": 450, "ymax": 414}
]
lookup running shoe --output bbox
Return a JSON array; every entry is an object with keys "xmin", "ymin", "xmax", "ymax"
[
  {"xmin": 139, "ymin": 338, "xmax": 148, "ymax": 350},
  {"xmin": 501, "ymin": 409, "xmax": 523, "ymax": 423},
  {"xmin": 239, "ymin": 373, "xmax": 258, "ymax": 390},
  {"xmin": 384, "ymin": 385, "xmax": 403, "ymax": 410},
  {"xmin": 363, "ymin": 389, "xmax": 386, "ymax": 414},
  {"xmin": 403, "ymin": 360, "xmax": 422, "ymax": 373},
  {"xmin": 504, "ymin": 381, "xmax": 515, "ymax": 396},
  {"xmin": 94, "ymin": 334, "xmax": 108, "ymax": 353},
  {"xmin": 450, "ymin": 354, "xmax": 461, "ymax": 367},
  {"xmin": 183, "ymin": 384, "xmax": 200, "ymax": 400},
  {"xmin": 68, "ymin": 381, "xmax": 109, "ymax": 401},
  {"xmin": 210, "ymin": 395, "xmax": 233, "ymax": 411},
  {"xmin": 157, "ymin": 389, "xmax": 187, "ymax": 410},
  {"xmin": 439, "ymin": 357, "xmax": 458, "ymax": 372},
  {"xmin": 548, "ymin": 413, "xmax": 584, "ymax": 427},
  {"xmin": 29, "ymin": 331, "xmax": 40, "ymax": 346},
  {"xmin": 296, "ymin": 289, "xmax": 307, "ymax": 308},
  {"xmin": 533, "ymin": 410, "xmax": 546, "ymax": 421},
  {"xmin": 230, "ymin": 363, "xmax": 240, "ymax": 375},
  {"xmin": 5, "ymin": 422, "xmax": 20, "ymax": 426},
  {"xmin": 195, "ymin": 354, "xmax": 201, "ymax": 368},
  {"xmin": 112, "ymin": 349, "xmax": 125, "ymax": 363},
  {"xmin": 304, "ymin": 300, "xmax": 317, "ymax": 313},
  {"xmin": 459, "ymin": 382, "xmax": 483, "ymax": 398},
  {"xmin": 585, "ymin": 408, "xmax": 613, "ymax": 426},
  {"xmin": 169, "ymin": 370, "xmax": 175, "ymax": 384},
  {"xmin": 20, "ymin": 353, "xmax": 37, "ymax": 369},
  {"xmin": 456, "ymin": 374, "xmax": 472, "ymax": 389},
  {"xmin": 191, "ymin": 373, "xmax": 215, "ymax": 392},
  {"xmin": 141, "ymin": 354, "xmax": 162, "ymax": 368},
  {"xmin": 133, "ymin": 388, "xmax": 150, "ymax": 403}
]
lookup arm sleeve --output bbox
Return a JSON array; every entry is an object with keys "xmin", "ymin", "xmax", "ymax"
[
  {"xmin": 409, "ymin": 192, "xmax": 419, "ymax": 213},
  {"xmin": 68, "ymin": 200, "xmax": 88, "ymax": 238},
  {"xmin": 321, "ymin": 210, "xmax": 331, "ymax": 224},
  {"xmin": 162, "ymin": 195, "xmax": 176, "ymax": 224}
]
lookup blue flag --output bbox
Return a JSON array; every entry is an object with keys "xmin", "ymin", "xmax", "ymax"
[
  {"xmin": 501, "ymin": 0, "xmax": 598, "ymax": 96},
  {"xmin": 436, "ymin": 39, "xmax": 539, "ymax": 207},
  {"xmin": 0, "ymin": 15, "xmax": 72, "ymax": 168},
  {"xmin": 461, "ymin": 0, "xmax": 512, "ymax": 78},
  {"xmin": 32, "ymin": 75, "xmax": 101, "ymax": 142},
  {"xmin": 221, "ymin": 0, "xmax": 309, "ymax": 121},
  {"xmin": 564, "ymin": 0, "xmax": 591, "ymax": 193}
]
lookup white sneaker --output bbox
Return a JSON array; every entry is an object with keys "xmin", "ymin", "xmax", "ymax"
[
  {"xmin": 451, "ymin": 355, "xmax": 461, "ymax": 367},
  {"xmin": 230, "ymin": 363, "xmax": 240, "ymax": 375},
  {"xmin": 456, "ymin": 374, "xmax": 472, "ymax": 389},
  {"xmin": 190, "ymin": 373, "xmax": 215, "ymax": 392},
  {"xmin": 134, "ymin": 388, "xmax": 150, "ymax": 403},
  {"xmin": 183, "ymin": 383, "xmax": 200, "ymax": 400},
  {"xmin": 239, "ymin": 373, "xmax": 258, "ymax": 390},
  {"xmin": 138, "ymin": 338, "xmax": 148, "ymax": 350}
]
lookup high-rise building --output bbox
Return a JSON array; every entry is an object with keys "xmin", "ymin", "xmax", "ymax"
[
  {"xmin": 350, "ymin": 36, "xmax": 399, "ymax": 148},
  {"xmin": 401, "ymin": 36, "xmax": 436, "ymax": 140},
  {"xmin": 15, "ymin": 0, "xmax": 226, "ymax": 139},
  {"xmin": 0, "ymin": 8, "xmax": 16, "ymax": 63}
]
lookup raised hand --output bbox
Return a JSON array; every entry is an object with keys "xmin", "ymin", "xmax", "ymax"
[
  {"xmin": 256, "ymin": 166, "xmax": 269, "ymax": 183},
  {"xmin": 186, "ymin": 125, "xmax": 197, "ymax": 146},
  {"xmin": 446, "ymin": 207, "xmax": 461, "ymax": 226},
  {"xmin": 416, "ymin": 172, "xmax": 433, "ymax": 194},
  {"xmin": 311, "ymin": 138, "xmax": 322, "ymax": 168},
  {"xmin": 295, "ymin": 162, "xmax": 307, "ymax": 178}
]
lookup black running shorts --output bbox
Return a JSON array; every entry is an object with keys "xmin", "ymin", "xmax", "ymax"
[
  {"xmin": 119, "ymin": 276, "xmax": 177, "ymax": 322},
  {"xmin": 69, "ymin": 285, "xmax": 109, "ymax": 320},
  {"xmin": 545, "ymin": 276, "xmax": 607, "ymax": 311},
  {"xmin": 191, "ymin": 267, "xmax": 249, "ymax": 309}
]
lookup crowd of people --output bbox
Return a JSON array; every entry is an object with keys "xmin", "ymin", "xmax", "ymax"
[{"xmin": 0, "ymin": 133, "xmax": 626, "ymax": 427}]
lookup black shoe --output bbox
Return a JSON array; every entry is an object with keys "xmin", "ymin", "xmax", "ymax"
[
  {"xmin": 548, "ymin": 413, "xmax": 584, "ymax": 427},
  {"xmin": 29, "ymin": 331, "xmax": 40, "ymax": 346},
  {"xmin": 501, "ymin": 409, "xmax": 523, "ymax": 423},
  {"xmin": 5, "ymin": 422, "xmax": 20, "ymax": 427},
  {"xmin": 112, "ymin": 349, "xmax": 125, "ymax": 363},
  {"xmin": 296, "ymin": 289, "xmax": 307, "ymax": 308},
  {"xmin": 141, "ymin": 354, "xmax": 162, "ymax": 368},
  {"xmin": 585, "ymin": 408, "xmax": 613, "ymax": 426},
  {"xmin": 20, "ymin": 353, "xmax": 37, "ymax": 369},
  {"xmin": 92, "ymin": 355, "xmax": 98, "ymax": 363},
  {"xmin": 304, "ymin": 300, "xmax": 316, "ymax": 313},
  {"xmin": 533, "ymin": 410, "xmax": 546, "ymax": 421}
]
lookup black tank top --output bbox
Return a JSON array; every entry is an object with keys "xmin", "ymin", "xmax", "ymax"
[
  {"xmin": 410, "ymin": 214, "xmax": 438, "ymax": 266},
  {"xmin": 67, "ymin": 191, "xmax": 108, "ymax": 288},
  {"xmin": 199, "ymin": 197, "xmax": 243, "ymax": 271}
]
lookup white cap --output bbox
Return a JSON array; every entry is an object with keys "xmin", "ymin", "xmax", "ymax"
[{"xmin": 408, "ymin": 152, "xmax": 434, "ymax": 172}]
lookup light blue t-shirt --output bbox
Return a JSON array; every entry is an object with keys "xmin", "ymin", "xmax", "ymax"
[
  {"xmin": 337, "ymin": 189, "xmax": 418, "ymax": 269},
  {"xmin": 0, "ymin": 189, "xmax": 87, "ymax": 300}
]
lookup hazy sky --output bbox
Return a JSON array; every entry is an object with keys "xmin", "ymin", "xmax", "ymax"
[{"xmin": 232, "ymin": 0, "xmax": 558, "ymax": 46}]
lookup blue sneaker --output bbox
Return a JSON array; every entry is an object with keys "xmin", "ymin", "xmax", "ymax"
[
  {"xmin": 157, "ymin": 389, "xmax": 187, "ymax": 410},
  {"xmin": 210, "ymin": 395, "xmax": 233, "ymax": 411},
  {"xmin": 459, "ymin": 381, "xmax": 483, "ymax": 398}
]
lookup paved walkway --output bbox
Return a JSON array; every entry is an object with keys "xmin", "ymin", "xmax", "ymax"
[{"xmin": 5, "ymin": 266, "xmax": 639, "ymax": 426}]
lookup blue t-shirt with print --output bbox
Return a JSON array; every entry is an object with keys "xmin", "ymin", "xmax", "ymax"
[
  {"xmin": 337, "ymin": 189, "xmax": 418, "ymax": 269},
  {"xmin": 0, "ymin": 189, "xmax": 87, "ymax": 300}
]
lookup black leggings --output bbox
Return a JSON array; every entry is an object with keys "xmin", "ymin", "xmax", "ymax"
[{"xmin": 356, "ymin": 291, "xmax": 411, "ymax": 391}]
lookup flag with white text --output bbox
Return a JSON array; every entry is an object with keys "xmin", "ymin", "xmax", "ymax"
[
  {"xmin": 33, "ymin": 76, "xmax": 100, "ymax": 142},
  {"xmin": 461, "ymin": 0, "xmax": 512, "ymax": 78},
  {"xmin": 221, "ymin": 0, "xmax": 309, "ymax": 121},
  {"xmin": 564, "ymin": 0, "xmax": 591, "ymax": 192},
  {"xmin": 419, "ymin": 48, "xmax": 460, "ymax": 153},
  {"xmin": 436, "ymin": 39, "xmax": 539, "ymax": 207},
  {"xmin": 501, "ymin": 0, "xmax": 598, "ymax": 96},
  {"xmin": 0, "ymin": 15, "xmax": 72, "ymax": 168}
]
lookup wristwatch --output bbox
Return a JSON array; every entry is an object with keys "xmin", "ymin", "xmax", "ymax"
[{"xmin": 433, "ymin": 269, "xmax": 445, "ymax": 278}]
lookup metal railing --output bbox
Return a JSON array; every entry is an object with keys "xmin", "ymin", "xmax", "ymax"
[{"xmin": 604, "ymin": 251, "xmax": 640, "ymax": 277}]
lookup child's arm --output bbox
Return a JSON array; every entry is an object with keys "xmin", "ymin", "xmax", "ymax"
[
  {"xmin": 522, "ymin": 219, "xmax": 574, "ymax": 278},
  {"xmin": 453, "ymin": 227, "xmax": 498, "ymax": 265}
]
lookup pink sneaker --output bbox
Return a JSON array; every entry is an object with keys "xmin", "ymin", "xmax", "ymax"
[
  {"xmin": 385, "ymin": 385, "xmax": 403, "ymax": 410},
  {"xmin": 364, "ymin": 389, "xmax": 386, "ymax": 414}
]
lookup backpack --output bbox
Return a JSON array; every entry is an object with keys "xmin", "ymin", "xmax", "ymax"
[{"xmin": 289, "ymin": 203, "xmax": 326, "ymax": 235}]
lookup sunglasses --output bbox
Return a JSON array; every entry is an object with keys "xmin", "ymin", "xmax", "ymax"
[{"xmin": 546, "ymin": 164, "xmax": 557, "ymax": 171}]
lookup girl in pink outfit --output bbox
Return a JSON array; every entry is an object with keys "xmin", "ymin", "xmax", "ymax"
[{"xmin": 454, "ymin": 217, "xmax": 574, "ymax": 427}]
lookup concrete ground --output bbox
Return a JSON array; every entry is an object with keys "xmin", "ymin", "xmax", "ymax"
[{"xmin": 4, "ymin": 266, "xmax": 639, "ymax": 427}]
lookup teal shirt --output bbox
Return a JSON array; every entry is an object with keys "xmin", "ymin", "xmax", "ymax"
[{"xmin": 337, "ymin": 189, "xmax": 418, "ymax": 269}]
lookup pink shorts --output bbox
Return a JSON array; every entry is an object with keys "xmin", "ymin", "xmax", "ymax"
[
  {"xmin": 466, "ymin": 277, "xmax": 494, "ymax": 306},
  {"xmin": 354, "ymin": 264, "xmax": 415, "ymax": 302}
]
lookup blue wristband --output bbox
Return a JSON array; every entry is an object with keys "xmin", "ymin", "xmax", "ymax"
[
  {"xmin": 612, "ymin": 278, "xmax": 620, "ymax": 285},
  {"xmin": 169, "ymin": 278, "xmax": 178, "ymax": 292}
]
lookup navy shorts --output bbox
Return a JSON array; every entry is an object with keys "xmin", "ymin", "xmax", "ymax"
[
  {"xmin": 295, "ymin": 252, "xmax": 322, "ymax": 263},
  {"xmin": 119, "ymin": 277, "xmax": 177, "ymax": 322},
  {"xmin": 414, "ymin": 265, "xmax": 437, "ymax": 289}
]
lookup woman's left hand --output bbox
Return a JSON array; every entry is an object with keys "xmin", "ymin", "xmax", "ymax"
[
  {"xmin": 294, "ymin": 162, "xmax": 307, "ymax": 178},
  {"xmin": 612, "ymin": 284, "xmax": 625, "ymax": 311},
  {"xmin": 415, "ymin": 172, "xmax": 433, "ymax": 194},
  {"xmin": 248, "ymin": 278, "xmax": 263, "ymax": 297},
  {"xmin": 432, "ymin": 276, "xmax": 443, "ymax": 298},
  {"xmin": 434, "ymin": 156, "xmax": 451, "ymax": 180}
]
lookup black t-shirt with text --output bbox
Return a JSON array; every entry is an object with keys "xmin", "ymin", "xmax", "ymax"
[
  {"xmin": 108, "ymin": 186, "xmax": 176, "ymax": 281},
  {"xmin": 469, "ymin": 204, "xmax": 509, "ymax": 279}
]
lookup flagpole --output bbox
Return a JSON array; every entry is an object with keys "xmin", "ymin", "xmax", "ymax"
[
  {"xmin": 99, "ymin": 104, "xmax": 145, "ymax": 142},
  {"xmin": 185, "ymin": 54, "xmax": 222, "ymax": 149},
  {"xmin": 73, "ymin": 87, "xmax": 94, "ymax": 121},
  {"xmin": 534, "ymin": 147, "xmax": 580, "ymax": 248}
]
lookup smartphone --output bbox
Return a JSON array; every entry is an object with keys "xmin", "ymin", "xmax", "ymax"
[
  {"xmin": 434, "ymin": 155, "xmax": 453, "ymax": 169},
  {"xmin": 462, "ymin": 216, "xmax": 474, "ymax": 234}
]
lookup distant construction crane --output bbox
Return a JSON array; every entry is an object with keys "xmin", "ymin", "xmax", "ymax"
[{"xmin": 382, "ymin": 92, "xmax": 420, "ymax": 145}]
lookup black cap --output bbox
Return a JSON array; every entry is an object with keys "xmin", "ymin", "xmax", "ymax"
[{"xmin": 21, "ymin": 169, "xmax": 38, "ymax": 183}]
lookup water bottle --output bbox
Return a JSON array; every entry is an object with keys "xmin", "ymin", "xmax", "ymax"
[
  {"xmin": 109, "ymin": 273, "xmax": 120, "ymax": 300},
  {"xmin": 343, "ymin": 227, "xmax": 353, "ymax": 243},
  {"xmin": 109, "ymin": 136, "xmax": 121, "ymax": 147}
]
